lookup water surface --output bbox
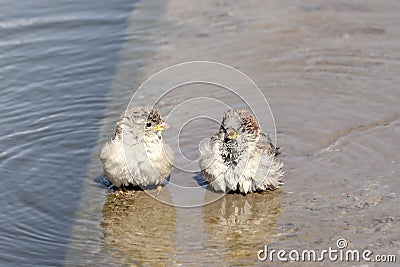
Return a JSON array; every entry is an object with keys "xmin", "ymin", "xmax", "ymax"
[{"xmin": 0, "ymin": 0, "xmax": 136, "ymax": 265}]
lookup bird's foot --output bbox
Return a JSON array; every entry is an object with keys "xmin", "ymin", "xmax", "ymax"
[{"xmin": 156, "ymin": 185, "xmax": 163, "ymax": 196}]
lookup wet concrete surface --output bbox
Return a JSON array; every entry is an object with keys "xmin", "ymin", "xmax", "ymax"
[{"xmin": 64, "ymin": 0, "xmax": 399, "ymax": 265}]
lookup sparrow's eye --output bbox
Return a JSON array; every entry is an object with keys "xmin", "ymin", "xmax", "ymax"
[{"xmin": 146, "ymin": 122, "xmax": 152, "ymax": 127}]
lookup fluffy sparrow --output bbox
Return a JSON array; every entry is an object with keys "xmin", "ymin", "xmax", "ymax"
[
  {"xmin": 100, "ymin": 107, "xmax": 173, "ymax": 191},
  {"xmin": 200, "ymin": 108, "xmax": 283, "ymax": 194}
]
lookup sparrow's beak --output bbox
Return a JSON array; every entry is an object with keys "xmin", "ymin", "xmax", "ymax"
[
  {"xmin": 154, "ymin": 122, "xmax": 170, "ymax": 131},
  {"xmin": 226, "ymin": 128, "xmax": 237, "ymax": 140}
]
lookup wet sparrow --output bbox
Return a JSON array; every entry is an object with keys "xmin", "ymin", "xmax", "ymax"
[
  {"xmin": 100, "ymin": 107, "xmax": 173, "ymax": 191},
  {"xmin": 200, "ymin": 108, "xmax": 283, "ymax": 194}
]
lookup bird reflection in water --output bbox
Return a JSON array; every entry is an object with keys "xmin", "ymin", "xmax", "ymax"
[
  {"xmin": 203, "ymin": 190, "xmax": 283, "ymax": 266},
  {"xmin": 100, "ymin": 188, "xmax": 176, "ymax": 266}
]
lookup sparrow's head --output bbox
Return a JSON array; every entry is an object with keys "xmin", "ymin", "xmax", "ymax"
[
  {"xmin": 145, "ymin": 108, "xmax": 168, "ymax": 133},
  {"xmin": 219, "ymin": 108, "xmax": 260, "ymax": 144},
  {"xmin": 113, "ymin": 107, "xmax": 168, "ymax": 140}
]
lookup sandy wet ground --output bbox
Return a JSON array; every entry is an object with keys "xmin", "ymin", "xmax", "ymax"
[{"xmin": 66, "ymin": 0, "xmax": 399, "ymax": 266}]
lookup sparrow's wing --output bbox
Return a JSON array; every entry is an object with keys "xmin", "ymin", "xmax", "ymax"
[{"xmin": 257, "ymin": 132, "xmax": 280, "ymax": 156}]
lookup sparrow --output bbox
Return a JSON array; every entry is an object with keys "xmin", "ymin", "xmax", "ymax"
[
  {"xmin": 100, "ymin": 107, "xmax": 173, "ymax": 192},
  {"xmin": 200, "ymin": 108, "xmax": 284, "ymax": 194}
]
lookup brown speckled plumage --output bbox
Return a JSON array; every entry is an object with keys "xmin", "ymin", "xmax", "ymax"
[
  {"xmin": 100, "ymin": 106, "xmax": 173, "ymax": 188},
  {"xmin": 200, "ymin": 108, "xmax": 284, "ymax": 194}
]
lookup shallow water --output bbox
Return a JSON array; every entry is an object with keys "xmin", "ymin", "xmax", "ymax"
[{"xmin": 1, "ymin": 0, "xmax": 399, "ymax": 266}]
